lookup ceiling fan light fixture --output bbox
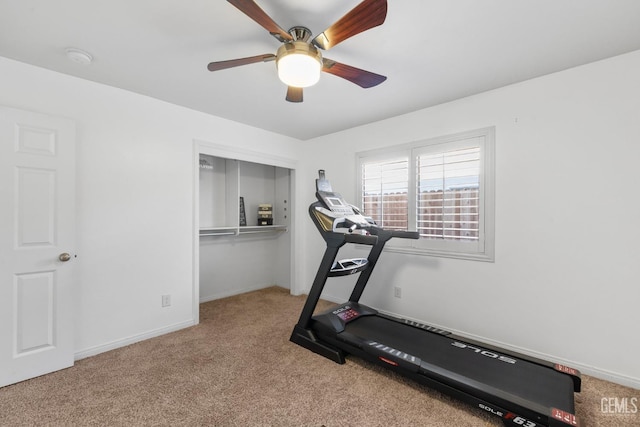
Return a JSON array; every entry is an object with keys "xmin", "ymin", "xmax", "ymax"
[{"xmin": 276, "ymin": 42, "xmax": 322, "ymax": 88}]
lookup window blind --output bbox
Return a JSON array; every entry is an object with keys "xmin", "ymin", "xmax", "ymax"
[
  {"xmin": 361, "ymin": 158, "xmax": 409, "ymax": 230},
  {"xmin": 416, "ymin": 147, "xmax": 480, "ymax": 240}
]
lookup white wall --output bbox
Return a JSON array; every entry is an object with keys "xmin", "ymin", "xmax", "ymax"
[
  {"xmin": 0, "ymin": 56, "xmax": 300, "ymax": 358},
  {"xmin": 300, "ymin": 50, "xmax": 640, "ymax": 389}
]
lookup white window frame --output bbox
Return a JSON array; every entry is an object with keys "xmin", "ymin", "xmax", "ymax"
[{"xmin": 356, "ymin": 127, "xmax": 495, "ymax": 262}]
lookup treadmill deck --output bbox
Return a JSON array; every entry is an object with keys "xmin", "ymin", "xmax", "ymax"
[{"xmin": 317, "ymin": 313, "xmax": 575, "ymax": 415}]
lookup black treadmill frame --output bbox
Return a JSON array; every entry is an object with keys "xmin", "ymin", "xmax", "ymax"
[{"xmin": 290, "ymin": 200, "xmax": 581, "ymax": 427}]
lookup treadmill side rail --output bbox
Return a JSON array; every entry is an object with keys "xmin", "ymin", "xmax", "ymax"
[
  {"xmin": 364, "ymin": 340, "xmax": 422, "ymax": 372},
  {"xmin": 448, "ymin": 332, "xmax": 582, "ymax": 393}
]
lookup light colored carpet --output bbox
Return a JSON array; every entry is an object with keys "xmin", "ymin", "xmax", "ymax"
[{"xmin": 0, "ymin": 287, "xmax": 638, "ymax": 426}]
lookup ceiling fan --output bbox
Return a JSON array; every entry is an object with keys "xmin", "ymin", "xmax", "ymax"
[{"xmin": 207, "ymin": 0, "xmax": 388, "ymax": 103}]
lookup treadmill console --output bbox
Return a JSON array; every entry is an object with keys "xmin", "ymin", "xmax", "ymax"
[
  {"xmin": 314, "ymin": 170, "xmax": 375, "ymax": 233},
  {"xmin": 321, "ymin": 195, "xmax": 354, "ymax": 216},
  {"xmin": 315, "ymin": 169, "xmax": 356, "ymax": 216}
]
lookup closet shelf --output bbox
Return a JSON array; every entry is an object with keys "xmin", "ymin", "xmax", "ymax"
[{"xmin": 200, "ymin": 225, "xmax": 287, "ymax": 237}]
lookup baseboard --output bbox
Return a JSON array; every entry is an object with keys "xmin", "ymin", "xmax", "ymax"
[
  {"xmin": 582, "ymin": 367, "xmax": 640, "ymax": 390},
  {"xmin": 320, "ymin": 291, "xmax": 640, "ymax": 390},
  {"xmin": 74, "ymin": 319, "xmax": 195, "ymax": 361},
  {"xmin": 199, "ymin": 283, "xmax": 286, "ymax": 303}
]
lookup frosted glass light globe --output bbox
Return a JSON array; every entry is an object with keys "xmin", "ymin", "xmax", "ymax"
[{"xmin": 276, "ymin": 42, "xmax": 322, "ymax": 88}]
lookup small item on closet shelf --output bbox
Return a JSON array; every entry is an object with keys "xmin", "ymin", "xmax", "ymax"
[
  {"xmin": 239, "ymin": 197, "xmax": 247, "ymax": 226},
  {"xmin": 257, "ymin": 203, "xmax": 273, "ymax": 226}
]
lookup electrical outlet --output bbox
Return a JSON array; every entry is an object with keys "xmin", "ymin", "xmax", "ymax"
[
  {"xmin": 162, "ymin": 294, "xmax": 171, "ymax": 307},
  {"xmin": 394, "ymin": 286, "xmax": 402, "ymax": 298}
]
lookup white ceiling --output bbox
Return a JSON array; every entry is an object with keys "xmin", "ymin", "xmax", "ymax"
[{"xmin": 1, "ymin": 0, "xmax": 640, "ymax": 140}]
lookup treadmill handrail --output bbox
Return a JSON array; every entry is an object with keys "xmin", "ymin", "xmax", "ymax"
[
  {"xmin": 345, "ymin": 233, "xmax": 378, "ymax": 245},
  {"xmin": 364, "ymin": 225, "xmax": 419, "ymax": 240},
  {"xmin": 390, "ymin": 230, "xmax": 420, "ymax": 240}
]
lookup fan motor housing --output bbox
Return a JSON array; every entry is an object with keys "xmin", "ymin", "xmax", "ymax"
[
  {"xmin": 276, "ymin": 41, "xmax": 322, "ymax": 63},
  {"xmin": 288, "ymin": 26, "xmax": 313, "ymax": 42}
]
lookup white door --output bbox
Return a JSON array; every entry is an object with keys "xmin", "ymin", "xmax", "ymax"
[{"xmin": 0, "ymin": 106, "xmax": 76, "ymax": 387}]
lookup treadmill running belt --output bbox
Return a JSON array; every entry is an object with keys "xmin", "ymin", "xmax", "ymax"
[{"xmin": 343, "ymin": 315, "xmax": 575, "ymax": 412}]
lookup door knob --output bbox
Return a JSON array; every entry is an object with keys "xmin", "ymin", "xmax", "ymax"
[{"xmin": 58, "ymin": 253, "xmax": 71, "ymax": 262}]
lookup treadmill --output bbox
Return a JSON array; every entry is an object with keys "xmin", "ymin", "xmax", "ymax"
[{"xmin": 290, "ymin": 170, "xmax": 581, "ymax": 427}]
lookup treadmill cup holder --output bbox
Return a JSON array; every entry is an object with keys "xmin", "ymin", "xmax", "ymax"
[{"xmin": 329, "ymin": 258, "xmax": 368, "ymax": 277}]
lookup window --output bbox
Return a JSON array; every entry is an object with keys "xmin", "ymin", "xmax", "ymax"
[
  {"xmin": 357, "ymin": 128, "xmax": 495, "ymax": 261},
  {"xmin": 361, "ymin": 157, "xmax": 409, "ymax": 230}
]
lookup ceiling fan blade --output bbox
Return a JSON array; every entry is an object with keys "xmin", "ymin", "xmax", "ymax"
[
  {"xmin": 312, "ymin": 0, "xmax": 387, "ymax": 50},
  {"xmin": 286, "ymin": 86, "xmax": 303, "ymax": 103},
  {"xmin": 227, "ymin": 0, "xmax": 293, "ymax": 42},
  {"xmin": 207, "ymin": 54, "xmax": 276, "ymax": 72},
  {"xmin": 322, "ymin": 58, "xmax": 386, "ymax": 88}
]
